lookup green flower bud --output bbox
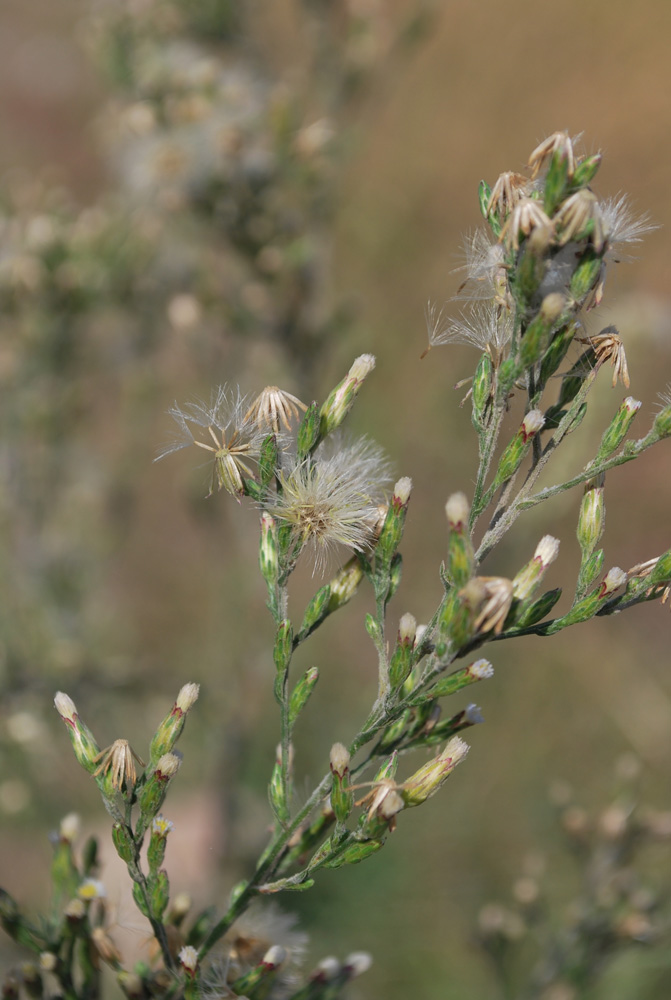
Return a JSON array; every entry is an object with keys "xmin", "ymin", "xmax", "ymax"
[
  {"xmin": 445, "ymin": 492, "xmax": 475, "ymax": 587},
  {"xmin": 376, "ymin": 478, "xmax": 412, "ymax": 565},
  {"xmin": 258, "ymin": 434, "xmax": 279, "ymax": 487},
  {"xmin": 259, "ymin": 512, "xmax": 279, "ymax": 590},
  {"xmin": 138, "ymin": 753, "xmax": 182, "ymax": 821},
  {"xmin": 149, "ymin": 684, "xmax": 200, "ymax": 764},
  {"xmin": 329, "ymin": 743, "xmax": 353, "ymax": 824},
  {"xmin": 296, "ymin": 401, "xmax": 320, "ymax": 458},
  {"xmin": 570, "ymin": 249, "xmax": 603, "ymax": 302},
  {"xmin": 595, "ymin": 397, "xmax": 641, "ymax": 461},
  {"xmin": 148, "ymin": 816, "xmax": 174, "ymax": 872},
  {"xmin": 650, "ymin": 549, "xmax": 671, "ymax": 586},
  {"xmin": 572, "ymin": 152, "xmax": 602, "ymax": 188},
  {"xmin": 111, "ymin": 822, "xmax": 136, "ymax": 865},
  {"xmin": 519, "ymin": 295, "xmax": 565, "ymax": 368},
  {"xmin": 654, "ymin": 402, "xmax": 671, "ymax": 438},
  {"xmin": 131, "ymin": 881, "xmax": 150, "ymax": 918},
  {"xmin": 512, "ymin": 536, "xmax": 560, "ymax": 600},
  {"xmin": 319, "ymin": 354, "xmax": 376, "ymax": 437},
  {"xmin": 514, "ymin": 587, "xmax": 562, "ymax": 628},
  {"xmin": 297, "ymin": 585, "xmax": 331, "ymax": 642},
  {"xmin": 493, "ymin": 410, "xmax": 545, "ymax": 487},
  {"xmin": 472, "ymin": 353, "xmax": 493, "ymax": 427},
  {"xmin": 401, "ymin": 736, "xmax": 470, "ymax": 806},
  {"xmin": 419, "ymin": 658, "xmax": 494, "ymax": 702},
  {"xmin": 149, "ymin": 869, "xmax": 169, "ymax": 920},
  {"xmin": 273, "ymin": 619, "xmax": 293, "ymax": 675},
  {"xmin": 54, "ymin": 693, "xmax": 101, "ymax": 774},
  {"xmin": 539, "ymin": 321, "xmax": 578, "ymax": 385},
  {"xmin": 322, "ymin": 839, "xmax": 383, "ymax": 868},
  {"xmin": 577, "ymin": 476, "xmax": 605, "ymax": 557},
  {"xmin": 478, "ymin": 179, "xmax": 493, "ymax": 221},
  {"xmin": 388, "ymin": 613, "xmax": 417, "ymax": 691},
  {"xmin": 577, "ymin": 549, "xmax": 604, "ymax": 597},
  {"xmin": 289, "ymin": 667, "xmax": 319, "ymax": 726},
  {"xmin": 544, "ymin": 147, "xmax": 572, "ymax": 215},
  {"xmin": 327, "ymin": 557, "xmax": 364, "ymax": 612}
]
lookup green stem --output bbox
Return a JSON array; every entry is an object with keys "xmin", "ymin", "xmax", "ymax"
[
  {"xmin": 476, "ymin": 370, "xmax": 600, "ymax": 561},
  {"xmin": 470, "ymin": 396, "xmax": 506, "ymax": 527}
]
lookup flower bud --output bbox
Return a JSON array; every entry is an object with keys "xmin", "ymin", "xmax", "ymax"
[
  {"xmin": 319, "ymin": 354, "xmax": 376, "ymax": 436},
  {"xmin": 401, "ymin": 737, "xmax": 469, "ymax": 806},
  {"xmin": 389, "ymin": 613, "xmax": 417, "ymax": 690},
  {"xmin": 595, "ymin": 397, "xmax": 641, "ymax": 461},
  {"xmin": 421, "ymin": 658, "xmax": 494, "ymax": 700},
  {"xmin": 654, "ymin": 401, "xmax": 671, "ymax": 438},
  {"xmin": 330, "ymin": 743, "xmax": 352, "ymax": 824},
  {"xmin": 149, "ymin": 869, "xmax": 170, "ymax": 920},
  {"xmin": 598, "ymin": 566, "xmax": 627, "ymax": 598},
  {"xmin": 179, "ymin": 945, "xmax": 199, "ymax": 974},
  {"xmin": 289, "ymin": 667, "xmax": 319, "ymax": 726},
  {"xmin": 259, "ymin": 512, "xmax": 279, "ymax": 589},
  {"xmin": 54, "ymin": 693, "xmax": 101, "ymax": 774},
  {"xmin": 472, "ymin": 352, "xmax": 492, "ymax": 425},
  {"xmin": 138, "ymin": 752, "xmax": 182, "ymax": 820},
  {"xmin": 519, "ymin": 296, "xmax": 565, "ymax": 368},
  {"xmin": 446, "ymin": 493, "xmax": 475, "ymax": 587},
  {"xmin": 59, "ymin": 813, "xmax": 81, "ymax": 844},
  {"xmin": 577, "ymin": 476, "xmax": 605, "ymax": 556},
  {"xmin": 376, "ymin": 478, "xmax": 412, "ymax": 565},
  {"xmin": 148, "ymin": 816, "xmax": 174, "ymax": 872},
  {"xmin": 512, "ymin": 535, "xmax": 560, "ymax": 600},
  {"xmin": 112, "ymin": 822, "xmax": 136, "ymax": 864},
  {"xmin": 493, "ymin": 411, "xmax": 545, "ymax": 487},
  {"xmin": 327, "ymin": 556, "xmax": 364, "ymax": 611},
  {"xmin": 296, "ymin": 401, "xmax": 321, "ymax": 457},
  {"xmin": 149, "ymin": 685, "xmax": 199, "ymax": 764},
  {"xmin": 344, "ymin": 952, "xmax": 373, "ymax": 978}
]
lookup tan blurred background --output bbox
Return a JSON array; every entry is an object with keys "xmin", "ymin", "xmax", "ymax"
[{"xmin": 2, "ymin": 0, "xmax": 671, "ymax": 996}]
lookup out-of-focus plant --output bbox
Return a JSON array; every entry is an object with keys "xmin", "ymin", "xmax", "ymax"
[
  {"xmin": 3, "ymin": 133, "xmax": 670, "ymax": 997},
  {"xmin": 477, "ymin": 756, "xmax": 671, "ymax": 1000},
  {"xmin": 0, "ymin": 0, "xmax": 432, "ymax": 695}
]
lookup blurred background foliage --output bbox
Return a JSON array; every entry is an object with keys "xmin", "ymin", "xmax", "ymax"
[{"xmin": 2, "ymin": 0, "xmax": 671, "ymax": 996}]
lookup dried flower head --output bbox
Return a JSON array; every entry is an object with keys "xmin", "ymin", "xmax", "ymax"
[
  {"xmin": 528, "ymin": 131, "xmax": 577, "ymax": 179},
  {"xmin": 469, "ymin": 577, "xmax": 514, "ymax": 634},
  {"xmin": 244, "ymin": 386, "xmax": 307, "ymax": 433},
  {"xmin": 269, "ymin": 438, "xmax": 391, "ymax": 571},
  {"xmin": 92, "ymin": 739, "xmax": 145, "ymax": 791},
  {"xmin": 486, "ymin": 172, "xmax": 530, "ymax": 218},
  {"xmin": 157, "ymin": 386, "xmax": 263, "ymax": 497},
  {"xmin": 454, "ymin": 229, "xmax": 509, "ymax": 305},
  {"xmin": 500, "ymin": 198, "xmax": 553, "ymax": 251},
  {"xmin": 554, "ymin": 189, "xmax": 606, "ymax": 253},
  {"xmin": 427, "ymin": 301, "xmax": 513, "ymax": 361},
  {"xmin": 578, "ymin": 328, "xmax": 630, "ymax": 388}
]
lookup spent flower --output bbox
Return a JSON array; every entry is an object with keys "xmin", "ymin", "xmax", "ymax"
[
  {"xmin": 156, "ymin": 386, "xmax": 263, "ymax": 497},
  {"xmin": 269, "ymin": 437, "xmax": 391, "ymax": 570}
]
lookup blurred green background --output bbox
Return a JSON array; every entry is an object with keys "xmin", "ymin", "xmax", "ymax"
[{"xmin": 2, "ymin": 0, "xmax": 671, "ymax": 996}]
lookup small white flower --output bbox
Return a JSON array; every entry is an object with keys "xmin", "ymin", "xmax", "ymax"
[{"xmin": 77, "ymin": 878, "xmax": 107, "ymax": 901}]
